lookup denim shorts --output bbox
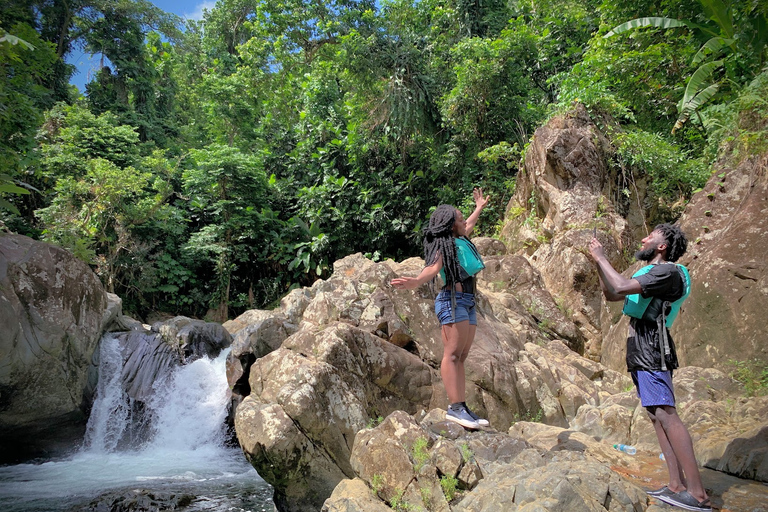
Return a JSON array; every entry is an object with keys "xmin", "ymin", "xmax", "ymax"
[
  {"xmin": 631, "ymin": 370, "xmax": 676, "ymax": 408},
  {"xmin": 435, "ymin": 291, "xmax": 477, "ymax": 326}
]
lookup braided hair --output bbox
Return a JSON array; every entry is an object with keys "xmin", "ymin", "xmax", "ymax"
[
  {"xmin": 655, "ymin": 223, "xmax": 688, "ymax": 262},
  {"xmin": 423, "ymin": 205, "xmax": 462, "ymax": 287}
]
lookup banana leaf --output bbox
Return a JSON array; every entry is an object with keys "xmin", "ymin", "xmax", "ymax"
[
  {"xmin": 698, "ymin": 0, "xmax": 734, "ymax": 38},
  {"xmin": 680, "ymin": 60, "xmax": 724, "ymax": 112},
  {"xmin": 692, "ymin": 37, "xmax": 735, "ymax": 65},
  {"xmin": 673, "ymin": 83, "xmax": 720, "ymax": 133},
  {"xmin": 603, "ymin": 17, "xmax": 689, "ymax": 38},
  {"xmin": 0, "ymin": 197, "xmax": 21, "ymax": 215}
]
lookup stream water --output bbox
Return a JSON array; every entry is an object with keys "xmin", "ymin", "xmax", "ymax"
[{"xmin": 0, "ymin": 335, "xmax": 275, "ymax": 511}]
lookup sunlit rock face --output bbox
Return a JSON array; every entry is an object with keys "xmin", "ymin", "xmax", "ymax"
[
  {"xmin": 498, "ymin": 104, "xmax": 646, "ymax": 359},
  {"xmin": 227, "ymin": 251, "xmax": 649, "ymax": 511},
  {"xmin": 0, "ymin": 233, "xmax": 107, "ymax": 462},
  {"xmin": 230, "ymin": 242, "xmax": 768, "ymax": 510},
  {"xmin": 673, "ymin": 154, "xmax": 768, "ymax": 371}
]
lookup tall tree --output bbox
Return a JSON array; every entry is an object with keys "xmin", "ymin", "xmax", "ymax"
[
  {"xmin": 182, "ymin": 144, "xmax": 269, "ymax": 321},
  {"xmin": 0, "ymin": 22, "xmax": 56, "ymax": 219}
]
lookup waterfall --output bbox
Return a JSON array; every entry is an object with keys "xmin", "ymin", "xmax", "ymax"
[
  {"xmin": 84, "ymin": 333, "xmax": 230, "ymax": 453},
  {"xmin": 84, "ymin": 334, "xmax": 130, "ymax": 452},
  {"xmin": 0, "ymin": 333, "xmax": 273, "ymax": 512},
  {"xmin": 145, "ymin": 340, "xmax": 230, "ymax": 451}
]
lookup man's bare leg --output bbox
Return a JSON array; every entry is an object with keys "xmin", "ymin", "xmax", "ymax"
[
  {"xmin": 652, "ymin": 405, "xmax": 708, "ymax": 502},
  {"xmin": 648, "ymin": 407, "xmax": 687, "ymax": 492}
]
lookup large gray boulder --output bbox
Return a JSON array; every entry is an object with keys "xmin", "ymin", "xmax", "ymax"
[{"xmin": 0, "ymin": 233, "xmax": 108, "ymax": 462}]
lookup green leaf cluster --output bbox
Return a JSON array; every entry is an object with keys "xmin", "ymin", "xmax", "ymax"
[{"xmin": 2, "ymin": 0, "xmax": 766, "ymax": 320}]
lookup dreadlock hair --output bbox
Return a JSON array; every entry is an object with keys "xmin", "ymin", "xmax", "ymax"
[
  {"xmin": 423, "ymin": 204, "xmax": 462, "ymax": 288},
  {"xmin": 655, "ymin": 223, "xmax": 688, "ymax": 262}
]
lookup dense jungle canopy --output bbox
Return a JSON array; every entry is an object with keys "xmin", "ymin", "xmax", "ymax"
[{"xmin": 1, "ymin": 0, "xmax": 766, "ymax": 321}]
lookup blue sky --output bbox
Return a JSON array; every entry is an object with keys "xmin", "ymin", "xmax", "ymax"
[{"xmin": 66, "ymin": 1, "xmax": 216, "ymax": 91}]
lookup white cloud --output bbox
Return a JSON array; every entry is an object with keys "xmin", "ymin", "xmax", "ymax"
[{"xmin": 184, "ymin": 1, "xmax": 217, "ymax": 21}]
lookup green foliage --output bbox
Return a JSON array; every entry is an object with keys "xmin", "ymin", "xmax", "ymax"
[
  {"xmin": 440, "ymin": 475, "xmax": 458, "ymax": 502},
  {"xmin": 419, "ymin": 486, "xmax": 431, "ymax": 509},
  {"xmin": 0, "ymin": 23, "xmax": 57, "ymax": 216},
  {"xmin": 182, "ymin": 144, "xmax": 270, "ymax": 317},
  {"xmin": 556, "ymin": 28, "xmax": 693, "ymax": 128},
  {"xmin": 727, "ymin": 359, "xmax": 768, "ymax": 397},
  {"xmin": 370, "ymin": 474, "xmax": 383, "ymax": 496},
  {"xmin": 458, "ymin": 442, "xmax": 472, "ymax": 463},
  {"xmin": 603, "ymin": 0, "xmax": 768, "ymax": 133},
  {"xmin": 36, "ymin": 157, "xmax": 153, "ymax": 278},
  {"xmin": 702, "ymin": 69, "xmax": 768, "ymax": 162},
  {"xmin": 34, "ymin": 104, "xmax": 148, "ymax": 275},
  {"xmin": 366, "ymin": 416, "xmax": 384, "ymax": 429},
  {"xmin": 411, "ymin": 436, "xmax": 430, "ymax": 471},
  {"xmin": 441, "ymin": 22, "xmax": 542, "ymax": 146},
  {"xmin": 39, "ymin": 104, "xmax": 141, "ymax": 177},
  {"xmin": 613, "ymin": 130, "xmax": 710, "ymax": 205},
  {"xmin": 7, "ymin": 0, "xmax": 766, "ymax": 322},
  {"xmin": 513, "ymin": 408, "xmax": 544, "ymax": 423},
  {"xmin": 389, "ymin": 488, "xmax": 409, "ymax": 511}
]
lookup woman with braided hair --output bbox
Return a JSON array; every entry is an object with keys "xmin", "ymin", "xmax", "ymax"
[{"xmin": 390, "ymin": 188, "xmax": 490, "ymax": 429}]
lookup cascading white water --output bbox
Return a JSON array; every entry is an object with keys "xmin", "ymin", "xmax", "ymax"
[
  {"xmin": 84, "ymin": 333, "xmax": 130, "ymax": 453},
  {"xmin": 146, "ymin": 343, "xmax": 230, "ymax": 451},
  {"xmin": 0, "ymin": 334, "xmax": 273, "ymax": 512}
]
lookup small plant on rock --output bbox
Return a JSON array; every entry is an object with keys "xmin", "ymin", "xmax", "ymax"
[
  {"xmin": 458, "ymin": 442, "xmax": 472, "ymax": 463},
  {"xmin": 411, "ymin": 436, "xmax": 430, "ymax": 471},
  {"xmin": 727, "ymin": 359, "xmax": 768, "ymax": 397},
  {"xmin": 419, "ymin": 486, "xmax": 431, "ymax": 509},
  {"xmin": 371, "ymin": 474, "xmax": 383, "ymax": 496},
  {"xmin": 440, "ymin": 475, "xmax": 458, "ymax": 502},
  {"xmin": 366, "ymin": 416, "xmax": 384, "ymax": 429},
  {"xmin": 389, "ymin": 489, "xmax": 410, "ymax": 511}
]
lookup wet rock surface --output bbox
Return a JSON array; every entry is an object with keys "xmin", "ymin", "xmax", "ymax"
[{"xmin": 75, "ymin": 489, "xmax": 195, "ymax": 512}]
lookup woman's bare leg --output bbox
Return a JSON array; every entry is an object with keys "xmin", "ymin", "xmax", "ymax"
[
  {"xmin": 459, "ymin": 324, "xmax": 477, "ymax": 362},
  {"xmin": 441, "ymin": 321, "xmax": 471, "ymax": 403}
]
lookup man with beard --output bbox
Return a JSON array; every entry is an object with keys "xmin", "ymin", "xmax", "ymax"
[{"xmin": 589, "ymin": 224, "xmax": 711, "ymax": 512}]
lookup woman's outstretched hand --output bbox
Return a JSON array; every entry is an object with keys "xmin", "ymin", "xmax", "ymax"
[
  {"xmin": 390, "ymin": 277, "xmax": 419, "ymax": 290},
  {"xmin": 473, "ymin": 187, "xmax": 490, "ymax": 210}
]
